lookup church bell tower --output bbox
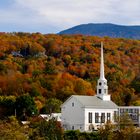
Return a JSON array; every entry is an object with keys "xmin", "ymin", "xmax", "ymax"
[{"xmin": 97, "ymin": 42, "xmax": 110, "ymax": 101}]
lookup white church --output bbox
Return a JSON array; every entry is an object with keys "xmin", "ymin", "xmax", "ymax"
[
  {"xmin": 61, "ymin": 43, "xmax": 119, "ymax": 131},
  {"xmin": 61, "ymin": 43, "xmax": 140, "ymax": 131}
]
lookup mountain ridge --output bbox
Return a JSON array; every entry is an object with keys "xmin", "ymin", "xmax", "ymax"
[{"xmin": 59, "ymin": 23, "xmax": 140, "ymax": 39}]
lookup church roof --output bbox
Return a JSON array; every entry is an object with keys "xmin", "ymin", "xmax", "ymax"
[{"xmin": 73, "ymin": 95, "xmax": 118, "ymax": 109}]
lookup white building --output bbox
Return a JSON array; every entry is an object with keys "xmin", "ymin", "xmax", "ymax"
[
  {"xmin": 119, "ymin": 106, "xmax": 140, "ymax": 127},
  {"xmin": 40, "ymin": 113, "xmax": 61, "ymax": 122},
  {"xmin": 61, "ymin": 43, "xmax": 118, "ymax": 132}
]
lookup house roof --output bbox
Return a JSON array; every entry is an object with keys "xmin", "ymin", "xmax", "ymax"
[{"xmin": 73, "ymin": 95, "xmax": 118, "ymax": 109}]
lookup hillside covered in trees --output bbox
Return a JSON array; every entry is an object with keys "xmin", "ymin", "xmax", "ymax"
[
  {"xmin": 59, "ymin": 23, "xmax": 140, "ymax": 39},
  {"xmin": 0, "ymin": 32, "xmax": 140, "ymax": 118}
]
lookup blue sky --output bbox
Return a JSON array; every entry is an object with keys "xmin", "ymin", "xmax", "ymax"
[{"xmin": 0, "ymin": 0, "xmax": 140, "ymax": 33}]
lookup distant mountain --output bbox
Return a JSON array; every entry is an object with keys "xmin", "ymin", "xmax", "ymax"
[{"xmin": 59, "ymin": 23, "xmax": 140, "ymax": 39}]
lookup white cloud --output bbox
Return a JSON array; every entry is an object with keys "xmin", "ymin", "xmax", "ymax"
[
  {"xmin": 13, "ymin": 0, "xmax": 115, "ymax": 27},
  {"xmin": 0, "ymin": 0, "xmax": 140, "ymax": 32}
]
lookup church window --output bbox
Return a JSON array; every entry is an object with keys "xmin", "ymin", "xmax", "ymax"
[
  {"xmin": 72, "ymin": 102, "xmax": 74, "ymax": 107},
  {"xmin": 130, "ymin": 114, "xmax": 132, "ymax": 119},
  {"xmin": 99, "ymin": 89, "xmax": 101, "ymax": 94},
  {"xmin": 120, "ymin": 109, "xmax": 124, "ymax": 113},
  {"xmin": 132, "ymin": 114, "xmax": 138, "ymax": 121},
  {"xmin": 125, "ymin": 109, "xmax": 128, "ymax": 112},
  {"xmin": 101, "ymin": 113, "xmax": 105, "ymax": 123},
  {"xmin": 72, "ymin": 126, "xmax": 74, "ymax": 130},
  {"xmin": 107, "ymin": 113, "xmax": 111, "ymax": 121},
  {"xmin": 104, "ymin": 89, "xmax": 106, "ymax": 94},
  {"xmin": 134, "ymin": 109, "xmax": 138, "ymax": 113},
  {"xmin": 114, "ymin": 111, "xmax": 118, "ymax": 122},
  {"xmin": 88, "ymin": 112, "xmax": 92, "ymax": 123},
  {"xmin": 129, "ymin": 109, "xmax": 133, "ymax": 113},
  {"xmin": 99, "ymin": 82, "xmax": 101, "ymax": 86},
  {"xmin": 95, "ymin": 112, "xmax": 99, "ymax": 123}
]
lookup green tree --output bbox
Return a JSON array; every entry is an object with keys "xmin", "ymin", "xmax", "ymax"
[
  {"xmin": 99, "ymin": 122, "xmax": 114, "ymax": 140},
  {"xmin": 131, "ymin": 76, "xmax": 140, "ymax": 93},
  {"xmin": 44, "ymin": 62, "xmax": 57, "ymax": 74},
  {"xmin": 0, "ymin": 62, "xmax": 7, "ymax": 74},
  {"xmin": 15, "ymin": 94, "xmax": 38, "ymax": 118},
  {"xmin": 30, "ymin": 86, "xmax": 40, "ymax": 97},
  {"xmin": 0, "ymin": 96, "xmax": 16, "ymax": 117},
  {"xmin": 45, "ymin": 98, "xmax": 62, "ymax": 114},
  {"xmin": 64, "ymin": 130, "xmax": 80, "ymax": 140},
  {"xmin": 113, "ymin": 113, "xmax": 135, "ymax": 140},
  {"xmin": 30, "ymin": 119, "xmax": 64, "ymax": 140},
  {"xmin": 32, "ymin": 69, "xmax": 42, "ymax": 79},
  {"xmin": 64, "ymin": 130, "xmax": 100, "ymax": 140},
  {"xmin": 0, "ymin": 116, "xmax": 28, "ymax": 140}
]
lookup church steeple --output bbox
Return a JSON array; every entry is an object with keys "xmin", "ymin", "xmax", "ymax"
[
  {"xmin": 97, "ymin": 42, "xmax": 110, "ymax": 101},
  {"xmin": 100, "ymin": 42, "xmax": 105, "ymax": 80}
]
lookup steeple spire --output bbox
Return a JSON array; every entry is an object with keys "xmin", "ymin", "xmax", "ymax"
[
  {"xmin": 100, "ymin": 42, "xmax": 105, "ymax": 80},
  {"xmin": 96, "ymin": 42, "xmax": 110, "ymax": 101}
]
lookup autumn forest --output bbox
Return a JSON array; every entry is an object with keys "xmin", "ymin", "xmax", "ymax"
[{"xmin": 0, "ymin": 32, "xmax": 140, "ymax": 119}]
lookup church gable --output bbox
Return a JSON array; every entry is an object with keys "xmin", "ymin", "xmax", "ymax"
[{"xmin": 61, "ymin": 95, "xmax": 84, "ymax": 108}]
